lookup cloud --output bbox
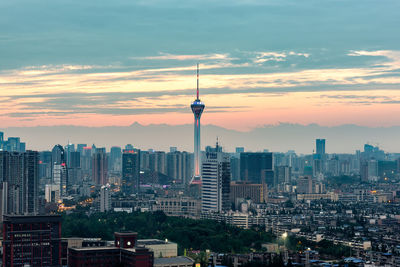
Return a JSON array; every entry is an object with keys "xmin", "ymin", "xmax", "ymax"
[
  {"xmin": 1, "ymin": 49, "xmax": 400, "ymax": 126},
  {"xmin": 252, "ymin": 51, "xmax": 310, "ymax": 64},
  {"xmin": 348, "ymin": 50, "xmax": 400, "ymax": 70},
  {"xmin": 134, "ymin": 53, "xmax": 232, "ymax": 61}
]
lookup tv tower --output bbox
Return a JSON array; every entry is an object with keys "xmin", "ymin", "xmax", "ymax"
[{"xmin": 190, "ymin": 64, "xmax": 205, "ymax": 183}]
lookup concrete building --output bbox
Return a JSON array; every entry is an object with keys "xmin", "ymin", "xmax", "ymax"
[
  {"xmin": 100, "ymin": 184, "xmax": 111, "ymax": 212},
  {"xmin": 0, "ymin": 150, "xmax": 39, "ymax": 217},
  {"xmin": 154, "ymin": 196, "xmax": 201, "ymax": 219},
  {"xmin": 297, "ymin": 176, "xmax": 313, "ymax": 194},
  {"xmin": 201, "ymin": 143, "xmax": 231, "ymax": 213},
  {"xmin": 92, "ymin": 148, "xmax": 108, "ymax": 185},
  {"xmin": 68, "ymin": 232, "xmax": 153, "ymax": 267},
  {"xmin": 230, "ymin": 182, "xmax": 267, "ymax": 205},
  {"xmin": 154, "ymin": 256, "xmax": 194, "ymax": 267},
  {"xmin": 137, "ymin": 239, "xmax": 178, "ymax": 258},
  {"xmin": 45, "ymin": 183, "xmax": 61, "ymax": 203},
  {"xmin": 2, "ymin": 215, "xmax": 62, "ymax": 267}
]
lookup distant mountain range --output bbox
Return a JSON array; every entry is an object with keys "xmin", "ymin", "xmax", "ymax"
[{"xmin": 2, "ymin": 123, "xmax": 400, "ymax": 154}]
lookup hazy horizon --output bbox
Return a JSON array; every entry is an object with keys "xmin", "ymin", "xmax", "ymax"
[{"xmin": 2, "ymin": 122, "xmax": 400, "ymax": 154}]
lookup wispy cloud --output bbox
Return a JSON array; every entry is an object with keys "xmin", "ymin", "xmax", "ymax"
[
  {"xmin": 1, "ymin": 49, "xmax": 400, "ymax": 128},
  {"xmin": 134, "ymin": 52, "xmax": 232, "ymax": 61},
  {"xmin": 252, "ymin": 51, "xmax": 310, "ymax": 64}
]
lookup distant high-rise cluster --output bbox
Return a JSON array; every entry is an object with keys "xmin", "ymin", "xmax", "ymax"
[{"xmin": 0, "ymin": 132, "xmax": 26, "ymax": 152}]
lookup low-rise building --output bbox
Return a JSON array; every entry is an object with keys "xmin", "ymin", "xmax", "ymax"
[
  {"xmin": 154, "ymin": 256, "xmax": 194, "ymax": 267},
  {"xmin": 137, "ymin": 239, "xmax": 178, "ymax": 258}
]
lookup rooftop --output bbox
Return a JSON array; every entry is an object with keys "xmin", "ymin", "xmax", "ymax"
[
  {"xmin": 154, "ymin": 256, "xmax": 194, "ymax": 265},
  {"xmin": 137, "ymin": 239, "xmax": 175, "ymax": 245}
]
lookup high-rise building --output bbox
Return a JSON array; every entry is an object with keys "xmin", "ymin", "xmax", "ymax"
[
  {"xmin": 81, "ymin": 146, "xmax": 92, "ymax": 176},
  {"xmin": 149, "ymin": 151, "xmax": 166, "ymax": 175},
  {"xmin": 230, "ymin": 182, "xmax": 267, "ymax": 205},
  {"xmin": 190, "ymin": 64, "xmax": 205, "ymax": 182},
  {"xmin": 25, "ymin": 150, "xmax": 39, "ymax": 214},
  {"xmin": 39, "ymin": 151, "xmax": 52, "ymax": 177},
  {"xmin": 201, "ymin": 143, "xmax": 231, "ymax": 213},
  {"xmin": 100, "ymin": 184, "xmax": 111, "ymax": 212},
  {"xmin": 275, "ymin": 165, "xmax": 292, "ymax": 185},
  {"xmin": 0, "ymin": 151, "xmax": 39, "ymax": 217},
  {"xmin": 297, "ymin": 176, "xmax": 313, "ymax": 194},
  {"xmin": 68, "ymin": 151, "xmax": 81, "ymax": 185},
  {"xmin": 76, "ymin": 144, "xmax": 87, "ymax": 154},
  {"xmin": 122, "ymin": 149, "xmax": 140, "ymax": 195},
  {"xmin": 92, "ymin": 148, "xmax": 108, "ymax": 185},
  {"xmin": 110, "ymin": 146, "xmax": 122, "ymax": 172},
  {"xmin": 51, "ymin": 144, "xmax": 66, "ymax": 167},
  {"xmin": 53, "ymin": 162, "xmax": 68, "ymax": 197},
  {"xmin": 240, "ymin": 152, "xmax": 274, "ymax": 186},
  {"xmin": 65, "ymin": 143, "xmax": 75, "ymax": 166},
  {"xmin": 125, "ymin": 144, "xmax": 134, "ymax": 150},
  {"xmin": 167, "ymin": 151, "xmax": 182, "ymax": 181},
  {"xmin": 235, "ymin": 147, "xmax": 244, "ymax": 154},
  {"xmin": 230, "ymin": 155, "xmax": 240, "ymax": 181},
  {"xmin": 7, "ymin": 137, "xmax": 20, "ymax": 152},
  {"xmin": 316, "ymin": 139, "xmax": 326, "ymax": 156},
  {"xmin": 2, "ymin": 215, "xmax": 62, "ymax": 267}
]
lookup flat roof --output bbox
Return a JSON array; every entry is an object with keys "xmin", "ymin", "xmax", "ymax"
[
  {"xmin": 154, "ymin": 256, "xmax": 194, "ymax": 265},
  {"xmin": 69, "ymin": 246, "xmax": 119, "ymax": 251},
  {"xmin": 115, "ymin": 232, "xmax": 138, "ymax": 236},
  {"xmin": 137, "ymin": 239, "xmax": 175, "ymax": 245},
  {"xmin": 3, "ymin": 214, "xmax": 61, "ymax": 223}
]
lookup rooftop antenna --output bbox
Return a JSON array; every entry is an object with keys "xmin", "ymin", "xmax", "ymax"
[{"xmin": 196, "ymin": 63, "xmax": 199, "ymax": 100}]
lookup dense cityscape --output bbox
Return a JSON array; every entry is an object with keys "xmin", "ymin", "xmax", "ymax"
[
  {"xmin": 1, "ymin": 0, "xmax": 399, "ymax": 266},
  {"xmin": 0, "ymin": 77, "xmax": 400, "ymax": 266}
]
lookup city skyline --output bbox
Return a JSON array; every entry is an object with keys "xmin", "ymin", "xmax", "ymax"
[{"xmin": 1, "ymin": 0, "xmax": 400, "ymax": 131}]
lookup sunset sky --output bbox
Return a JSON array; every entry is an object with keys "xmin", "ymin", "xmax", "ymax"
[{"xmin": 1, "ymin": 0, "xmax": 400, "ymax": 131}]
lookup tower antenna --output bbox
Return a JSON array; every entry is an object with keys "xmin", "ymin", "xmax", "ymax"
[{"xmin": 196, "ymin": 63, "xmax": 199, "ymax": 100}]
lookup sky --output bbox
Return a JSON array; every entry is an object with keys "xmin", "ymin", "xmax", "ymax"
[{"xmin": 1, "ymin": 0, "xmax": 400, "ymax": 131}]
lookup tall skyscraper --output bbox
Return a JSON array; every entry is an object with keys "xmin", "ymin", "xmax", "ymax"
[
  {"xmin": 190, "ymin": 64, "xmax": 205, "ymax": 182},
  {"xmin": 122, "ymin": 149, "xmax": 140, "ymax": 195},
  {"xmin": 240, "ymin": 152, "xmax": 274, "ymax": 186},
  {"xmin": 316, "ymin": 139, "xmax": 326, "ymax": 156},
  {"xmin": 201, "ymin": 143, "xmax": 231, "ymax": 213},
  {"xmin": 110, "ymin": 146, "xmax": 122, "ymax": 172},
  {"xmin": 68, "ymin": 151, "xmax": 81, "ymax": 185},
  {"xmin": 92, "ymin": 148, "xmax": 108, "ymax": 185},
  {"xmin": 0, "ymin": 151, "xmax": 39, "ymax": 216}
]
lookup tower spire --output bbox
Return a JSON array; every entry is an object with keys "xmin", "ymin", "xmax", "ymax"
[{"xmin": 196, "ymin": 63, "xmax": 199, "ymax": 100}]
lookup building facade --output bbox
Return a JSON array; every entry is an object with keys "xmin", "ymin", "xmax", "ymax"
[
  {"xmin": 0, "ymin": 150, "xmax": 39, "ymax": 217},
  {"xmin": 2, "ymin": 215, "xmax": 62, "ymax": 267},
  {"xmin": 201, "ymin": 144, "xmax": 231, "ymax": 213},
  {"xmin": 122, "ymin": 149, "xmax": 141, "ymax": 195}
]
